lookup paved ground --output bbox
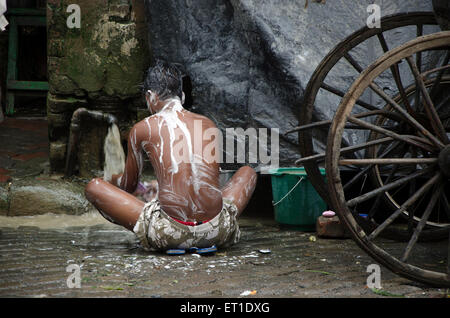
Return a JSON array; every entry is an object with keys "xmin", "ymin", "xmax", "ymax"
[
  {"xmin": 0, "ymin": 213, "xmax": 449, "ymax": 298},
  {"xmin": 0, "ymin": 117, "xmax": 49, "ymax": 183}
]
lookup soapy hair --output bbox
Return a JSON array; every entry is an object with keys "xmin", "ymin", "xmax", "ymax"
[{"xmin": 142, "ymin": 60, "xmax": 183, "ymax": 100}]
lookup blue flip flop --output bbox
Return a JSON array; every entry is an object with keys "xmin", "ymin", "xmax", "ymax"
[
  {"xmin": 189, "ymin": 245, "xmax": 217, "ymax": 255},
  {"xmin": 166, "ymin": 245, "xmax": 218, "ymax": 256},
  {"xmin": 165, "ymin": 249, "xmax": 186, "ymax": 255}
]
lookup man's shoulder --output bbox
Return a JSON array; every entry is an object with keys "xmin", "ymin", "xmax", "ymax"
[
  {"xmin": 189, "ymin": 112, "xmax": 217, "ymax": 129},
  {"xmin": 130, "ymin": 116, "xmax": 158, "ymax": 139},
  {"xmin": 134, "ymin": 111, "xmax": 217, "ymax": 130},
  {"xmin": 135, "ymin": 115, "xmax": 158, "ymax": 128}
]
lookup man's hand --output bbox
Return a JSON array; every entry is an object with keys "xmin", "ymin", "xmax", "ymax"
[{"xmin": 134, "ymin": 180, "xmax": 158, "ymax": 202}]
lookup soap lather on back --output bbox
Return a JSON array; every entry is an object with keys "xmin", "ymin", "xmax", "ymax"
[{"xmin": 121, "ymin": 97, "xmax": 223, "ymax": 223}]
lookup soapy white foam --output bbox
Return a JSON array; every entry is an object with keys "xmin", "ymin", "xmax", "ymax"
[{"xmin": 155, "ymin": 99, "xmax": 203, "ymax": 192}]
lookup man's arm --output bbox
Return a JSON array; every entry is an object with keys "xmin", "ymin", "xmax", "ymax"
[{"xmin": 112, "ymin": 125, "xmax": 144, "ymax": 193}]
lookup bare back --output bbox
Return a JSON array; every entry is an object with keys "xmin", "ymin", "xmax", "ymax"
[{"xmin": 120, "ymin": 98, "xmax": 223, "ymax": 222}]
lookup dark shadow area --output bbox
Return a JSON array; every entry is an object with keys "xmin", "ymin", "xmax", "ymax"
[{"xmin": 5, "ymin": 0, "xmax": 47, "ymax": 117}]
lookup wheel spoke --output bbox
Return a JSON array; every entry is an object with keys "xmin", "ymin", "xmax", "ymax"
[
  {"xmin": 407, "ymin": 147, "xmax": 418, "ymax": 234},
  {"xmin": 402, "ymin": 183, "xmax": 443, "ymax": 262},
  {"xmin": 348, "ymin": 116, "xmax": 436, "ymax": 152},
  {"xmin": 321, "ymin": 83, "xmax": 378, "ymax": 111},
  {"xmin": 416, "ymin": 23, "xmax": 423, "ymax": 71},
  {"xmin": 344, "ymin": 52, "xmax": 364, "ymax": 73},
  {"xmin": 346, "ymin": 165, "xmax": 435, "ymax": 208},
  {"xmin": 368, "ymin": 82, "xmax": 445, "ymax": 149},
  {"xmin": 295, "ymin": 137, "xmax": 393, "ymax": 165},
  {"xmin": 286, "ymin": 109, "xmax": 403, "ymax": 135},
  {"xmin": 406, "ymin": 55, "xmax": 450, "ymax": 143},
  {"xmin": 391, "ymin": 63, "xmax": 415, "ymax": 115},
  {"xmin": 368, "ymin": 163, "xmax": 400, "ymax": 219},
  {"xmin": 339, "ymin": 158, "xmax": 437, "ymax": 165},
  {"xmin": 376, "ymin": 33, "xmax": 415, "ymax": 114},
  {"xmin": 344, "ymin": 124, "xmax": 400, "ymax": 130},
  {"xmin": 413, "ymin": 24, "xmax": 423, "ymax": 113},
  {"xmin": 367, "ymin": 172, "xmax": 441, "ymax": 241},
  {"xmin": 343, "ymin": 140, "xmax": 402, "ymax": 191},
  {"xmin": 429, "ymin": 50, "xmax": 450, "ymax": 101},
  {"xmin": 376, "ymin": 32, "xmax": 389, "ymax": 53},
  {"xmin": 286, "ymin": 118, "xmax": 332, "ymax": 134}
]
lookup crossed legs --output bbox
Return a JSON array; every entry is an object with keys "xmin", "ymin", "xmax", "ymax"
[{"xmin": 85, "ymin": 166, "xmax": 257, "ymax": 230}]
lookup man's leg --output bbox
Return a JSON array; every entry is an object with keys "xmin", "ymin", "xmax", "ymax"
[
  {"xmin": 85, "ymin": 178, "xmax": 145, "ymax": 231},
  {"xmin": 221, "ymin": 166, "xmax": 257, "ymax": 216}
]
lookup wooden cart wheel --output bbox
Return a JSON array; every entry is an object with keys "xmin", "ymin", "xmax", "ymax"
[
  {"xmin": 326, "ymin": 31, "xmax": 450, "ymax": 286},
  {"xmin": 364, "ymin": 77, "xmax": 450, "ymax": 241},
  {"xmin": 292, "ymin": 12, "xmax": 438, "ymax": 206}
]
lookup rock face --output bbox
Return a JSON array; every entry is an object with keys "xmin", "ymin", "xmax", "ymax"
[{"xmin": 145, "ymin": 0, "xmax": 435, "ymax": 167}]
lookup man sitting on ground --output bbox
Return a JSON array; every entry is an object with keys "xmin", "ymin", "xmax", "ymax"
[{"xmin": 85, "ymin": 60, "xmax": 257, "ymax": 251}]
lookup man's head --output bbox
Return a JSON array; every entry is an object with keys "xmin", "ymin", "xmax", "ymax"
[{"xmin": 143, "ymin": 60, "xmax": 184, "ymax": 113}]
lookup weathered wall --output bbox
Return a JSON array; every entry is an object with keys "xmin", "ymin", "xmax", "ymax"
[
  {"xmin": 47, "ymin": 0, "xmax": 150, "ymax": 176},
  {"xmin": 0, "ymin": 26, "xmax": 7, "ymax": 115},
  {"xmin": 145, "ymin": 0, "xmax": 436, "ymax": 168}
]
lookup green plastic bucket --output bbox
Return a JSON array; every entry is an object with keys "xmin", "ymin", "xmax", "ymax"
[{"xmin": 269, "ymin": 167, "xmax": 326, "ymax": 231}]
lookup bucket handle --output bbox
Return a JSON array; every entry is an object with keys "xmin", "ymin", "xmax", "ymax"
[{"xmin": 272, "ymin": 177, "xmax": 304, "ymax": 206}]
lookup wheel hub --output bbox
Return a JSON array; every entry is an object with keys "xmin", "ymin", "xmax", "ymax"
[{"xmin": 438, "ymin": 145, "xmax": 450, "ymax": 177}]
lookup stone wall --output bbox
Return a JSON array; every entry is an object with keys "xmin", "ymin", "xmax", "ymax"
[
  {"xmin": 46, "ymin": 0, "xmax": 150, "ymax": 177},
  {"xmin": 0, "ymin": 26, "xmax": 7, "ymax": 116}
]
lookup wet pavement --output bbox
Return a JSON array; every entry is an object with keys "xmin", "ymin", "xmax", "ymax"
[
  {"xmin": 0, "ymin": 213, "xmax": 449, "ymax": 298},
  {"xmin": 0, "ymin": 117, "xmax": 49, "ymax": 182}
]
